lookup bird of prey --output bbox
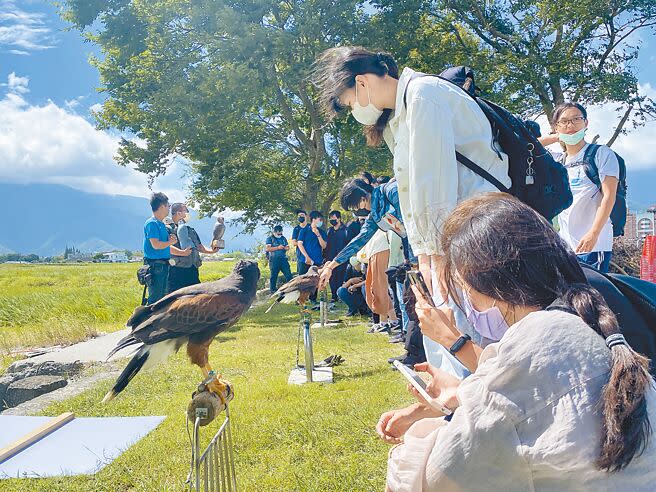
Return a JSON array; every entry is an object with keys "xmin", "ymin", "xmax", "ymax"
[
  {"xmin": 102, "ymin": 260, "xmax": 260, "ymax": 403},
  {"xmin": 266, "ymin": 266, "xmax": 320, "ymax": 313},
  {"xmin": 212, "ymin": 216, "xmax": 226, "ymax": 250}
]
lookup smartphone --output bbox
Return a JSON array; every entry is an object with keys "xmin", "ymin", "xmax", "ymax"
[
  {"xmin": 407, "ymin": 270, "xmax": 436, "ymax": 307},
  {"xmin": 393, "ymin": 361, "xmax": 453, "ymax": 415}
]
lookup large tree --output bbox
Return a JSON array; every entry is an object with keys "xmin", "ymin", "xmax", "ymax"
[
  {"xmin": 60, "ymin": 0, "xmax": 441, "ymax": 227},
  {"xmin": 433, "ymin": 0, "xmax": 656, "ymax": 144}
]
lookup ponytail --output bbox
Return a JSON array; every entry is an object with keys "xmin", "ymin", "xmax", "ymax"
[{"xmin": 562, "ymin": 284, "xmax": 652, "ymax": 472}]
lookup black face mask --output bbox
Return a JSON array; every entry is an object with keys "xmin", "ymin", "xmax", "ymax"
[
  {"xmin": 329, "ymin": 219, "xmax": 338, "ymax": 226},
  {"xmin": 355, "ymin": 208, "xmax": 370, "ymax": 218},
  {"xmin": 298, "ymin": 216, "xmax": 305, "ymax": 223}
]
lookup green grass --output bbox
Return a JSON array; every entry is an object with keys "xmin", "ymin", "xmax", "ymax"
[
  {"xmin": 0, "ymin": 262, "xmax": 254, "ymax": 372},
  {"xmin": 0, "ymin": 262, "xmax": 412, "ymax": 490}
]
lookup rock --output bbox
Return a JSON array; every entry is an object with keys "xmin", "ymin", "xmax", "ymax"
[
  {"xmin": 0, "ymin": 375, "xmax": 20, "ymax": 409},
  {"xmin": 5, "ymin": 375, "xmax": 68, "ymax": 408},
  {"xmin": 29, "ymin": 361, "xmax": 84, "ymax": 378},
  {"xmin": 6, "ymin": 359, "xmax": 35, "ymax": 374}
]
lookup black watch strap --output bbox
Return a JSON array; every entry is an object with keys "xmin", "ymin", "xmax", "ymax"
[{"xmin": 449, "ymin": 334, "xmax": 471, "ymax": 355}]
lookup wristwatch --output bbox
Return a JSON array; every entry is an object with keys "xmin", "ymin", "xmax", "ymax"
[{"xmin": 449, "ymin": 334, "xmax": 471, "ymax": 356}]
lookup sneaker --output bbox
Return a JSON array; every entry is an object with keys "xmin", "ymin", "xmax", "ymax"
[
  {"xmin": 374, "ymin": 322, "xmax": 391, "ymax": 334},
  {"xmin": 367, "ymin": 323, "xmax": 382, "ymax": 333},
  {"xmin": 389, "ymin": 333, "xmax": 405, "ymax": 344},
  {"xmin": 387, "ymin": 354, "xmax": 407, "ymax": 364},
  {"xmin": 391, "ymin": 354, "xmax": 424, "ymax": 370}
]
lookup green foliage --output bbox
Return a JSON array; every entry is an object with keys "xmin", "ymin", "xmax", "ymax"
[
  {"xmin": 0, "ymin": 253, "xmax": 40, "ymax": 263},
  {"xmin": 433, "ymin": 0, "xmax": 656, "ymax": 136}
]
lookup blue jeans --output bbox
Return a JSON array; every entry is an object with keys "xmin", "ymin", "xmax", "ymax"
[
  {"xmin": 269, "ymin": 256, "xmax": 292, "ymax": 292},
  {"xmin": 337, "ymin": 285, "xmax": 367, "ymax": 315},
  {"xmin": 577, "ymin": 251, "xmax": 612, "ymax": 273},
  {"xmin": 146, "ymin": 260, "xmax": 169, "ymax": 304},
  {"xmin": 396, "ymin": 281, "xmax": 409, "ymax": 334}
]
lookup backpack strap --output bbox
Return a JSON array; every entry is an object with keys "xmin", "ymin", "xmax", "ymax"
[
  {"xmin": 402, "ymin": 74, "xmax": 510, "ymax": 194},
  {"xmin": 582, "ymin": 143, "xmax": 602, "ymax": 188}
]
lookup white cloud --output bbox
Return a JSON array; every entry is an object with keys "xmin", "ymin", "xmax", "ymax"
[
  {"xmin": 4, "ymin": 72, "xmax": 29, "ymax": 94},
  {"xmin": 537, "ymin": 83, "xmax": 656, "ymax": 171},
  {"xmin": 0, "ymin": 89, "xmax": 190, "ymax": 202},
  {"xmin": 0, "ymin": 1, "xmax": 56, "ymax": 52}
]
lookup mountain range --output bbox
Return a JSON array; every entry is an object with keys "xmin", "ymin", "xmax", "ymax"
[{"xmin": 0, "ymin": 183, "xmax": 268, "ymax": 256}]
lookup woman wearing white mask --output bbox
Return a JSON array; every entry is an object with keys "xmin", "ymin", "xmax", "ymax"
[
  {"xmin": 312, "ymin": 46, "xmax": 507, "ymax": 377},
  {"xmin": 378, "ymin": 193, "xmax": 655, "ymax": 491},
  {"xmin": 539, "ymin": 102, "xmax": 619, "ymax": 273}
]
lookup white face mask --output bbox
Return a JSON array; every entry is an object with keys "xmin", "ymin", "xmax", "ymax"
[
  {"xmin": 351, "ymin": 82, "xmax": 383, "ymax": 125},
  {"xmin": 559, "ymin": 127, "xmax": 586, "ymax": 146}
]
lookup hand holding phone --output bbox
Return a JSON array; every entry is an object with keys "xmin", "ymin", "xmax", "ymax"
[
  {"xmin": 393, "ymin": 361, "xmax": 453, "ymax": 415},
  {"xmin": 407, "ymin": 270, "xmax": 436, "ymax": 307}
]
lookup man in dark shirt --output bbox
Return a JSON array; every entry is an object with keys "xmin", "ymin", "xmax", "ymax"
[
  {"xmin": 297, "ymin": 211, "xmax": 327, "ymax": 302},
  {"xmin": 265, "ymin": 225, "xmax": 292, "ymax": 293},
  {"xmin": 325, "ymin": 210, "xmax": 349, "ymax": 303},
  {"xmin": 291, "ymin": 209, "xmax": 308, "ymax": 274}
]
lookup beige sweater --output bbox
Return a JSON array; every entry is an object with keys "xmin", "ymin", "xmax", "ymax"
[{"xmin": 387, "ymin": 310, "xmax": 656, "ymax": 491}]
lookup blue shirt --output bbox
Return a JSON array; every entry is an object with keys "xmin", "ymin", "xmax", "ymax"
[
  {"xmin": 143, "ymin": 217, "xmax": 170, "ymax": 260},
  {"xmin": 266, "ymin": 235, "xmax": 289, "ymax": 260},
  {"xmin": 297, "ymin": 226, "xmax": 327, "ymax": 265},
  {"xmin": 292, "ymin": 224, "xmax": 308, "ymax": 261}
]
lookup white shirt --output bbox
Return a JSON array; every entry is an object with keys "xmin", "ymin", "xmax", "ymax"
[
  {"xmin": 386, "ymin": 310, "xmax": 656, "ymax": 491},
  {"xmin": 384, "ymin": 68, "xmax": 510, "ymax": 256},
  {"xmin": 555, "ymin": 144, "xmax": 619, "ymax": 253}
]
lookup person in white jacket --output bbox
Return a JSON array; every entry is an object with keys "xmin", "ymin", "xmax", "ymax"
[
  {"xmin": 312, "ymin": 46, "xmax": 508, "ymax": 375},
  {"xmin": 380, "ymin": 193, "xmax": 655, "ymax": 491}
]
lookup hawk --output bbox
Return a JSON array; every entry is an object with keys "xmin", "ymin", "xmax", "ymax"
[
  {"xmin": 266, "ymin": 266, "xmax": 320, "ymax": 313},
  {"xmin": 102, "ymin": 260, "xmax": 260, "ymax": 403}
]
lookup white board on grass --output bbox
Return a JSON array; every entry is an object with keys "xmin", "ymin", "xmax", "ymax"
[{"xmin": 0, "ymin": 415, "xmax": 165, "ymax": 479}]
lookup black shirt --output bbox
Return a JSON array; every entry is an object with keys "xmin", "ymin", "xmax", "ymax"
[{"xmin": 325, "ymin": 224, "xmax": 349, "ymax": 261}]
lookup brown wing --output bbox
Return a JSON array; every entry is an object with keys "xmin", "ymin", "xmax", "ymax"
[
  {"xmin": 130, "ymin": 291, "xmax": 249, "ymax": 345},
  {"xmin": 276, "ymin": 271, "xmax": 319, "ymax": 295}
]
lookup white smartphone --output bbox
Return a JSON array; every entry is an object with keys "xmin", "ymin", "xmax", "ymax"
[{"xmin": 393, "ymin": 360, "xmax": 453, "ymax": 415}]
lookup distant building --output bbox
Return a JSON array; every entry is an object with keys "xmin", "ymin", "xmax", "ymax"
[
  {"xmin": 637, "ymin": 213, "xmax": 654, "ymax": 240},
  {"xmin": 101, "ymin": 251, "xmax": 129, "ymax": 263},
  {"xmin": 625, "ymin": 211, "xmax": 637, "ymax": 240}
]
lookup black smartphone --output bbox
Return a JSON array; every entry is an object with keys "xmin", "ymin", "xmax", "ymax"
[{"xmin": 407, "ymin": 271, "xmax": 436, "ymax": 307}]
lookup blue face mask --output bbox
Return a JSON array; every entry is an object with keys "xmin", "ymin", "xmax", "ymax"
[
  {"xmin": 316, "ymin": 220, "xmax": 324, "ymax": 228},
  {"xmin": 559, "ymin": 128, "xmax": 586, "ymax": 146},
  {"xmin": 462, "ymin": 292, "xmax": 510, "ymax": 341}
]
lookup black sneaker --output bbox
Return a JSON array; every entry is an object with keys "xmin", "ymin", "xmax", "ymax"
[
  {"xmin": 391, "ymin": 354, "xmax": 423, "ymax": 370},
  {"xmin": 387, "ymin": 354, "xmax": 407, "ymax": 364}
]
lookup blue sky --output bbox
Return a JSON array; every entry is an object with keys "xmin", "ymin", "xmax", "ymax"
[{"xmin": 1, "ymin": 0, "xmax": 655, "ymax": 209}]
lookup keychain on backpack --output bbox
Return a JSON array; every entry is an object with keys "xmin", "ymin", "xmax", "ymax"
[{"xmin": 526, "ymin": 143, "xmax": 535, "ymax": 185}]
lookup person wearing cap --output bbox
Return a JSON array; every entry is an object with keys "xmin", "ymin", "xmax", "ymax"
[{"xmin": 265, "ymin": 225, "xmax": 293, "ymax": 293}]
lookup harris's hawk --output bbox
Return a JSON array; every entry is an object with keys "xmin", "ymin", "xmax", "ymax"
[
  {"xmin": 265, "ymin": 266, "xmax": 320, "ymax": 313},
  {"xmin": 102, "ymin": 260, "xmax": 260, "ymax": 403}
]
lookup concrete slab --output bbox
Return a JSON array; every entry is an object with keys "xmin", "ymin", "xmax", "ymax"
[
  {"xmin": 287, "ymin": 366, "xmax": 333, "ymax": 385},
  {"xmin": 19, "ymin": 329, "xmax": 136, "ymax": 365},
  {"xmin": 310, "ymin": 320, "xmax": 343, "ymax": 329}
]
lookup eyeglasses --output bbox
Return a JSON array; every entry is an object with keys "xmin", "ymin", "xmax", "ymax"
[{"xmin": 556, "ymin": 116, "xmax": 585, "ymax": 129}]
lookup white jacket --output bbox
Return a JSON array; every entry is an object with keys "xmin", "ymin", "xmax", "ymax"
[
  {"xmin": 384, "ymin": 68, "xmax": 511, "ymax": 256},
  {"xmin": 386, "ymin": 309, "xmax": 656, "ymax": 491}
]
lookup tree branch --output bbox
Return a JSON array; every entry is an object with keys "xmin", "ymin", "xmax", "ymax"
[{"xmin": 606, "ymin": 104, "xmax": 633, "ymax": 147}]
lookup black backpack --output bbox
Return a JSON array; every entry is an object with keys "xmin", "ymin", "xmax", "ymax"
[
  {"xmin": 403, "ymin": 67, "xmax": 573, "ymax": 221},
  {"xmin": 581, "ymin": 264, "xmax": 656, "ymax": 374},
  {"xmin": 581, "ymin": 144, "xmax": 627, "ymax": 236}
]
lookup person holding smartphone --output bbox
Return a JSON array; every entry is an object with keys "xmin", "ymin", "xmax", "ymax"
[{"xmin": 378, "ymin": 193, "xmax": 655, "ymax": 491}]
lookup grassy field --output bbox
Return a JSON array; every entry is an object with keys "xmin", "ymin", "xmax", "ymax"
[
  {"xmin": 0, "ymin": 262, "xmax": 412, "ymax": 490},
  {"xmin": 0, "ymin": 261, "xmax": 251, "ymax": 372}
]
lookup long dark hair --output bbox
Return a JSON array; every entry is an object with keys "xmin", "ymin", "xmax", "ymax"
[
  {"xmin": 311, "ymin": 46, "xmax": 399, "ymax": 147},
  {"xmin": 440, "ymin": 192, "xmax": 652, "ymax": 472}
]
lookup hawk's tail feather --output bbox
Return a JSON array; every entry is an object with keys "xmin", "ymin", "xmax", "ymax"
[
  {"xmin": 102, "ymin": 346, "xmax": 149, "ymax": 403},
  {"xmin": 106, "ymin": 335, "xmax": 141, "ymax": 361},
  {"xmin": 126, "ymin": 305, "xmax": 151, "ymax": 328},
  {"xmin": 265, "ymin": 294, "xmax": 284, "ymax": 314}
]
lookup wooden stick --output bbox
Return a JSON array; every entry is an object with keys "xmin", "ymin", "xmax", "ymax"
[{"xmin": 0, "ymin": 412, "xmax": 75, "ymax": 463}]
